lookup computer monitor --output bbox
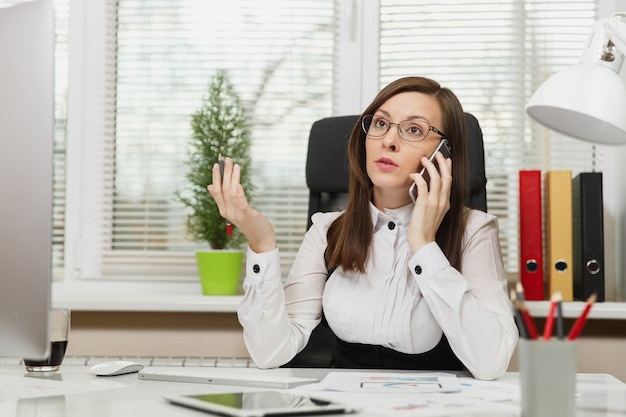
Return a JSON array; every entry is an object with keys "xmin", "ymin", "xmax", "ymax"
[{"xmin": 0, "ymin": 0, "xmax": 54, "ymax": 359}]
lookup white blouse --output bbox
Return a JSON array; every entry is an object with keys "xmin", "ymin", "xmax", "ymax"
[{"xmin": 237, "ymin": 203, "xmax": 519, "ymax": 380}]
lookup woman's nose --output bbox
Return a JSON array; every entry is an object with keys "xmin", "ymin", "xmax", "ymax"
[{"xmin": 381, "ymin": 124, "xmax": 400, "ymax": 150}]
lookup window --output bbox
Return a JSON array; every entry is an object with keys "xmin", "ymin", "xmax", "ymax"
[
  {"xmin": 69, "ymin": 0, "xmax": 334, "ymax": 280},
  {"xmin": 59, "ymin": 0, "xmax": 604, "ymax": 286}
]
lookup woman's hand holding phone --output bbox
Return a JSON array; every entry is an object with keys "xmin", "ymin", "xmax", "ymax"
[
  {"xmin": 409, "ymin": 138, "xmax": 451, "ymax": 202},
  {"xmin": 407, "ymin": 142, "xmax": 453, "ymax": 254}
]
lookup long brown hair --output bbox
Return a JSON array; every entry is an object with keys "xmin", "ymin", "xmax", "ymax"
[{"xmin": 326, "ymin": 76, "xmax": 469, "ymax": 273}]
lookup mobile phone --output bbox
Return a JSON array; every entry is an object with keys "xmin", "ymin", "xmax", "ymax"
[
  {"xmin": 165, "ymin": 391, "xmax": 358, "ymax": 417},
  {"xmin": 409, "ymin": 138, "xmax": 452, "ymax": 202},
  {"xmin": 218, "ymin": 155, "xmax": 225, "ymax": 183}
]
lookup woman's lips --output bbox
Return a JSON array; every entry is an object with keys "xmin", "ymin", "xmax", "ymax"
[{"xmin": 375, "ymin": 157, "xmax": 398, "ymax": 171}]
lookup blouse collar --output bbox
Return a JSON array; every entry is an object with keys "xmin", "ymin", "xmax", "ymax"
[{"xmin": 369, "ymin": 201, "xmax": 414, "ymax": 231}]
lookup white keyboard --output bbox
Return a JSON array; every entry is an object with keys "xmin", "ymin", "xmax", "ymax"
[
  {"xmin": 138, "ymin": 367, "xmax": 319, "ymax": 389},
  {"xmin": 1, "ymin": 355, "xmax": 254, "ymax": 368}
]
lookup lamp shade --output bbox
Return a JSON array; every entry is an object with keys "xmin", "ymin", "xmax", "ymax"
[{"xmin": 525, "ymin": 62, "xmax": 626, "ymax": 145}]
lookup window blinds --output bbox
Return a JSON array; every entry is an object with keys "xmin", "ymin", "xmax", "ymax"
[
  {"xmin": 378, "ymin": 0, "xmax": 599, "ymax": 274},
  {"xmin": 99, "ymin": 0, "xmax": 334, "ymax": 278},
  {"xmin": 52, "ymin": 0, "xmax": 69, "ymax": 280}
]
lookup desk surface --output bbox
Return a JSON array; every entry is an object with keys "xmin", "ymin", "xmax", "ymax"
[{"xmin": 1, "ymin": 365, "xmax": 625, "ymax": 417}]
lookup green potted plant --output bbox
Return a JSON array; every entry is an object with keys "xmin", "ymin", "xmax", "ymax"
[{"xmin": 176, "ymin": 71, "xmax": 253, "ymax": 295}]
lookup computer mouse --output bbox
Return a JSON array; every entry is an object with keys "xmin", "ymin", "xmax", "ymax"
[{"xmin": 90, "ymin": 360, "xmax": 144, "ymax": 376}]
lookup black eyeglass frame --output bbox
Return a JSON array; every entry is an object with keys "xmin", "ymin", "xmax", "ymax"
[{"xmin": 361, "ymin": 114, "xmax": 447, "ymax": 143}]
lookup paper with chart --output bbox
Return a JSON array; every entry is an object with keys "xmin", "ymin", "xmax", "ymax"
[
  {"xmin": 294, "ymin": 372, "xmax": 519, "ymax": 416},
  {"xmin": 319, "ymin": 371, "xmax": 462, "ymax": 393}
]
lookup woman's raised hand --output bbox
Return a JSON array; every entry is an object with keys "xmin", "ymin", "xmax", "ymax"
[{"xmin": 207, "ymin": 157, "xmax": 277, "ymax": 253}]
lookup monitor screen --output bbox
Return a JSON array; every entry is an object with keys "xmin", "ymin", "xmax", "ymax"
[{"xmin": 0, "ymin": 0, "xmax": 54, "ymax": 359}]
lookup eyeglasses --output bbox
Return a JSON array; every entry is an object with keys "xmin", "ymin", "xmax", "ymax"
[{"xmin": 361, "ymin": 114, "xmax": 447, "ymax": 143}]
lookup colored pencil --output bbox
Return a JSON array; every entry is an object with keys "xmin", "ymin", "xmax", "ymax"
[
  {"xmin": 516, "ymin": 282, "xmax": 526, "ymax": 302},
  {"xmin": 543, "ymin": 292, "xmax": 561, "ymax": 340},
  {"xmin": 556, "ymin": 298, "xmax": 564, "ymax": 340},
  {"xmin": 567, "ymin": 293, "xmax": 597, "ymax": 340},
  {"xmin": 510, "ymin": 289, "xmax": 528, "ymax": 339},
  {"xmin": 516, "ymin": 299, "xmax": 538, "ymax": 340}
]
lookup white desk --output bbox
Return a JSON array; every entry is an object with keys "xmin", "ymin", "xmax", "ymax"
[{"xmin": 1, "ymin": 365, "xmax": 625, "ymax": 416}]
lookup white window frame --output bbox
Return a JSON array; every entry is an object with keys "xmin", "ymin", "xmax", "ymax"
[{"xmin": 64, "ymin": 0, "xmax": 108, "ymax": 283}]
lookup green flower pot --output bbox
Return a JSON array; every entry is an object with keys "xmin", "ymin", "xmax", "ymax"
[{"xmin": 195, "ymin": 251, "xmax": 243, "ymax": 295}]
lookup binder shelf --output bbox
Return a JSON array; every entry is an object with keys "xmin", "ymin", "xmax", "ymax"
[{"xmin": 526, "ymin": 301, "xmax": 626, "ymax": 320}]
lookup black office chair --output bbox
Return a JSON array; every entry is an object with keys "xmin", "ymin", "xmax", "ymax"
[{"xmin": 285, "ymin": 112, "xmax": 488, "ymax": 367}]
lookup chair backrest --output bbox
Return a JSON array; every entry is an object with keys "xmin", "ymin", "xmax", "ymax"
[
  {"xmin": 305, "ymin": 113, "xmax": 487, "ymax": 228},
  {"xmin": 289, "ymin": 113, "xmax": 488, "ymax": 368}
]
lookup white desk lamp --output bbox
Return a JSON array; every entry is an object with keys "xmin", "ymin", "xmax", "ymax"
[{"xmin": 525, "ymin": 12, "xmax": 626, "ymax": 145}]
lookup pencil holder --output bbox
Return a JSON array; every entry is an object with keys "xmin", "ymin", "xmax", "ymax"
[{"xmin": 518, "ymin": 339, "xmax": 577, "ymax": 417}]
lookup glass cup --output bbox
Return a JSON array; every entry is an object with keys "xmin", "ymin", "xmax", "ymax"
[{"xmin": 23, "ymin": 308, "xmax": 71, "ymax": 373}]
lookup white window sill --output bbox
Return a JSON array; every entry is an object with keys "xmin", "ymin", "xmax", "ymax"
[
  {"xmin": 51, "ymin": 281, "xmax": 242, "ymax": 313},
  {"xmin": 51, "ymin": 281, "xmax": 626, "ymax": 319}
]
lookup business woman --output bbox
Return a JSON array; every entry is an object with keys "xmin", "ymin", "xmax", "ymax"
[{"xmin": 208, "ymin": 76, "xmax": 518, "ymax": 380}]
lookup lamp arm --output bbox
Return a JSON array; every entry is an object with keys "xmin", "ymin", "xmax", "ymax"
[{"xmin": 607, "ymin": 13, "xmax": 626, "ymax": 58}]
